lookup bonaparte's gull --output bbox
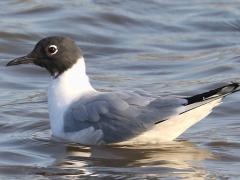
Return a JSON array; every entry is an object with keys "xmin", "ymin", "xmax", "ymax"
[{"xmin": 6, "ymin": 36, "xmax": 240, "ymax": 145}]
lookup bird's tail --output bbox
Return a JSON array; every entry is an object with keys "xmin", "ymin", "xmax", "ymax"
[{"xmin": 129, "ymin": 82, "xmax": 240, "ymax": 143}]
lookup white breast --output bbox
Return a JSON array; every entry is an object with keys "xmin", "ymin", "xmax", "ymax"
[{"xmin": 47, "ymin": 58, "xmax": 96, "ymax": 137}]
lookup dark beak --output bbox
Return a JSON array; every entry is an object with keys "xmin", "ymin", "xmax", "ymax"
[{"xmin": 6, "ymin": 54, "xmax": 35, "ymax": 66}]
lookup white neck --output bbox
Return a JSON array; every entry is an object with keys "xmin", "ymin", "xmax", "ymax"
[{"xmin": 48, "ymin": 57, "xmax": 96, "ymax": 136}]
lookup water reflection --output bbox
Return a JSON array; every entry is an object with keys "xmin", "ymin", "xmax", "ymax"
[{"xmin": 51, "ymin": 141, "xmax": 215, "ymax": 179}]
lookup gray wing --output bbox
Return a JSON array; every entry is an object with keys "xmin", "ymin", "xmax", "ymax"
[{"xmin": 63, "ymin": 91, "xmax": 187, "ymax": 144}]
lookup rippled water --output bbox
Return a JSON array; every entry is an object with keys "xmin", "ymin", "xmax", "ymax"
[{"xmin": 1, "ymin": 0, "xmax": 240, "ymax": 179}]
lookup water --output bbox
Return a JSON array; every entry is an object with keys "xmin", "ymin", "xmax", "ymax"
[{"xmin": 1, "ymin": 0, "xmax": 240, "ymax": 179}]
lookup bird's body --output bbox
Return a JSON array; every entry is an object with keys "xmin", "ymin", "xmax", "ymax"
[
  {"xmin": 7, "ymin": 36, "xmax": 240, "ymax": 145},
  {"xmin": 48, "ymin": 58, "xmax": 185, "ymax": 144},
  {"xmin": 47, "ymin": 57, "xmax": 224, "ymax": 145}
]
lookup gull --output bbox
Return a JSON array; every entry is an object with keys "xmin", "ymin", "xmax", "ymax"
[{"xmin": 6, "ymin": 36, "xmax": 240, "ymax": 145}]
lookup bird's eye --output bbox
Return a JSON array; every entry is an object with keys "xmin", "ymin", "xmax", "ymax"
[{"xmin": 47, "ymin": 45, "xmax": 58, "ymax": 55}]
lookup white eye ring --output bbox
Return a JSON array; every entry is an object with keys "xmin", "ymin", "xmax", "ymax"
[{"xmin": 47, "ymin": 45, "xmax": 58, "ymax": 55}]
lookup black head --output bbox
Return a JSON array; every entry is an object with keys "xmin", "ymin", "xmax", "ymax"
[{"xmin": 7, "ymin": 36, "xmax": 82, "ymax": 77}]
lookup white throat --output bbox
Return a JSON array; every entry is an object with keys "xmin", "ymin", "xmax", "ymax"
[{"xmin": 48, "ymin": 57, "xmax": 95, "ymax": 136}]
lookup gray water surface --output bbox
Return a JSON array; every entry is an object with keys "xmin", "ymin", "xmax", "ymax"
[{"xmin": 1, "ymin": 0, "xmax": 240, "ymax": 179}]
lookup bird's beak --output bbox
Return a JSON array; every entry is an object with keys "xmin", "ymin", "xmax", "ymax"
[{"xmin": 6, "ymin": 53, "xmax": 35, "ymax": 66}]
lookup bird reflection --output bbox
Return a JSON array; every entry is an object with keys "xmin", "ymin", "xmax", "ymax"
[{"xmin": 56, "ymin": 140, "xmax": 216, "ymax": 179}]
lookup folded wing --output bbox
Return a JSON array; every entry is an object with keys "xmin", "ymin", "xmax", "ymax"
[{"xmin": 63, "ymin": 91, "xmax": 187, "ymax": 144}]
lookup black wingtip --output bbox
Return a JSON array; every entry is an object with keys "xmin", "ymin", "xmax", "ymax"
[
  {"xmin": 186, "ymin": 82, "xmax": 240, "ymax": 105},
  {"xmin": 219, "ymin": 82, "xmax": 240, "ymax": 94}
]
